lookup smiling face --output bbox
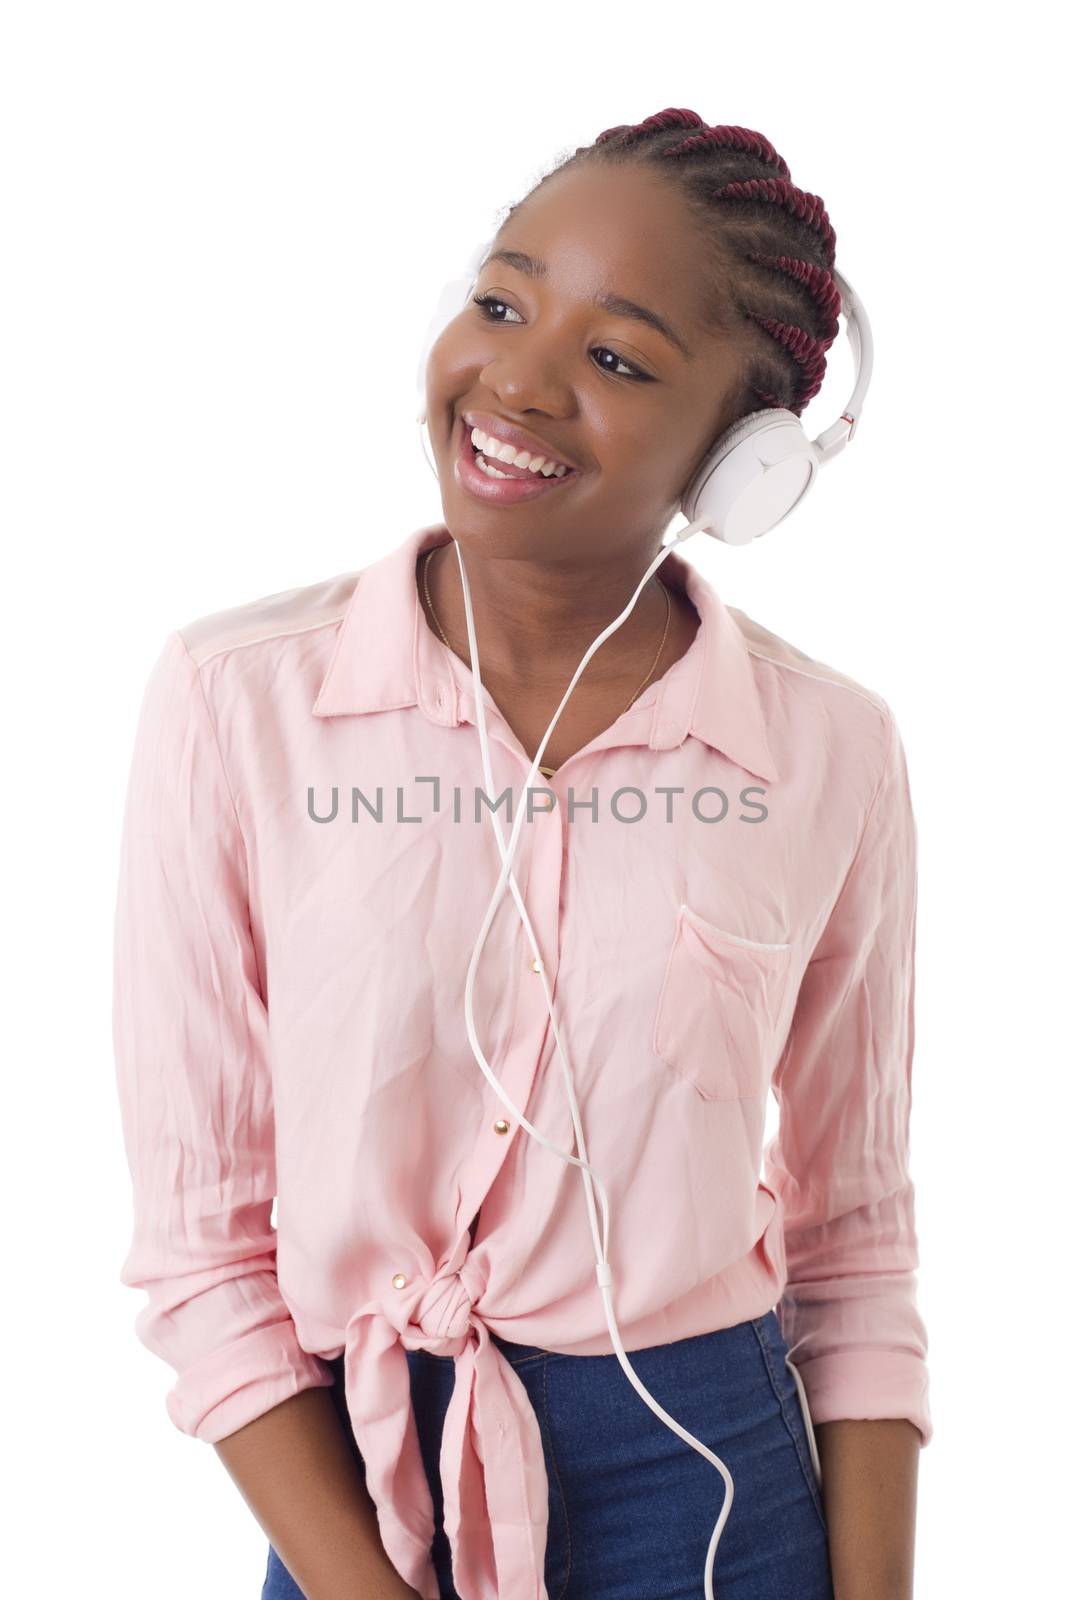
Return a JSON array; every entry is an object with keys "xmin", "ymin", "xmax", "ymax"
[{"xmin": 424, "ymin": 162, "xmax": 747, "ymax": 566}]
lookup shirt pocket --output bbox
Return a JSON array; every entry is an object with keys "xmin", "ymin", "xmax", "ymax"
[{"xmin": 652, "ymin": 901, "xmax": 793, "ymax": 1101}]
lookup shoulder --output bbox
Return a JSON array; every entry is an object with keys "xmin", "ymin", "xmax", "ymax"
[
  {"xmin": 729, "ymin": 602, "xmax": 894, "ymax": 723},
  {"xmin": 176, "ymin": 568, "xmax": 362, "ymax": 669},
  {"xmin": 726, "ymin": 604, "xmax": 900, "ymax": 786},
  {"xmin": 728, "ymin": 604, "xmax": 890, "ymax": 718}
]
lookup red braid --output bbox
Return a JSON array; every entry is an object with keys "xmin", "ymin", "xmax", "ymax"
[
  {"xmin": 744, "ymin": 251, "xmax": 842, "ymax": 407},
  {"xmin": 596, "ymin": 108, "xmax": 706, "ymax": 145},
  {"xmin": 660, "ymin": 122, "xmax": 792, "ymax": 180},
  {"xmin": 746, "ymin": 253, "xmax": 841, "ymax": 332},
  {"xmin": 710, "ymin": 177, "xmax": 836, "ymax": 256}
]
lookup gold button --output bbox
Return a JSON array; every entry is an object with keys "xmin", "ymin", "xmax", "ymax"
[
  {"xmin": 530, "ymin": 957, "xmax": 542, "ymax": 974},
  {"xmin": 494, "ymin": 1118, "xmax": 510, "ymax": 1135},
  {"xmin": 391, "ymin": 1272, "xmax": 408, "ymax": 1290}
]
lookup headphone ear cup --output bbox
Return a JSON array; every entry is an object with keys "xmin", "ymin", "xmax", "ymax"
[
  {"xmin": 681, "ymin": 407, "xmax": 821, "ymax": 545},
  {"xmin": 416, "ymin": 240, "xmax": 494, "ymax": 425}
]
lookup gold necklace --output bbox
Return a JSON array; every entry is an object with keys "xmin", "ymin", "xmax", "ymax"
[{"xmin": 420, "ymin": 541, "xmax": 672, "ymax": 778}]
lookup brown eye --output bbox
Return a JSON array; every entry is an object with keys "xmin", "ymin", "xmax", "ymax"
[
  {"xmin": 591, "ymin": 347, "xmax": 651, "ymax": 382},
  {"xmin": 470, "ymin": 293, "xmax": 653, "ymax": 383},
  {"xmin": 470, "ymin": 293, "xmax": 520, "ymax": 323}
]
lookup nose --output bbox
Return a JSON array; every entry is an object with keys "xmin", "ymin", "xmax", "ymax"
[{"xmin": 481, "ymin": 337, "xmax": 572, "ymax": 420}]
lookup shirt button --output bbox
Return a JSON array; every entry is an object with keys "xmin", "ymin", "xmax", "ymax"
[
  {"xmin": 494, "ymin": 1119, "xmax": 510, "ymax": 1135},
  {"xmin": 530, "ymin": 957, "xmax": 542, "ymax": 974},
  {"xmin": 392, "ymin": 1272, "xmax": 408, "ymax": 1290}
]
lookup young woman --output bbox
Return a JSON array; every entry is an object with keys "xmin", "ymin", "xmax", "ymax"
[{"xmin": 113, "ymin": 110, "xmax": 932, "ymax": 1600}]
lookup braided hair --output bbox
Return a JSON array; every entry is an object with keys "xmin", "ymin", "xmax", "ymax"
[{"xmin": 503, "ymin": 109, "xmax": 842, "ymax": 429}]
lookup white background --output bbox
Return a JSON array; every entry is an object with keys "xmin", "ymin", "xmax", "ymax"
[{"xmin": 3, "ymin": 3, "xmax": 1061, "ymax": 1595}]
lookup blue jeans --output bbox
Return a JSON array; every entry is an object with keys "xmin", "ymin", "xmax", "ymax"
[{"xmin": 261, "ymin": 1308, "xmax": 832, "ymax": 1599}]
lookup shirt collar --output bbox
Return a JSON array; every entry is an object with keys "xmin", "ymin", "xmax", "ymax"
[{"xmin": 311, "ymin": 523, "xmax": 778, "ymax": 784}]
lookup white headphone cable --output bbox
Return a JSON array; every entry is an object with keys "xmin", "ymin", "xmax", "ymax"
[{"xmin": 447, "ymin": 515, "xmax": 736, "ymax": 1600}]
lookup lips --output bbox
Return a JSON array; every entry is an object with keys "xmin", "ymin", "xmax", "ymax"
[
  {"xmin": 461, "ymin": 410, "xmax": 580, "ymax": 475},
  {"xmin": 453, "ymin": 414, "xmax": 582, "ymax": 505}
]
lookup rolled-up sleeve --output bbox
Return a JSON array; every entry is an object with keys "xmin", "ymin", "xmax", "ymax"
[
  {"xmin": 112, "ymin": 630, "xmax": 334, "ymax": 1443},
  {"xmin": 764, "ymin": 707, "xmax": 933, "ymax": 1447}
]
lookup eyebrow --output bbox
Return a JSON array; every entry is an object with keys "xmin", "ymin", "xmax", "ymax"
[{"xmin": 483, "ymin": 248, "xmax": 693, "ymax": 359}]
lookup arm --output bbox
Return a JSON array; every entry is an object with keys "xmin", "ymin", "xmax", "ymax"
[
  {"xmin": 213, "ymin": 1386, "xmax": 420, "ymax": 1599},
  {"xmin": 764, "ymin": 707, "xmax": 932, "ymax": 1599},
  {"xmin": 112, "ymin": 631, "xmax": 415, "ymax": 1598},
  {"xmin": 815, "ymin": 1418, "xmax": 919, "ymax": 1600}
]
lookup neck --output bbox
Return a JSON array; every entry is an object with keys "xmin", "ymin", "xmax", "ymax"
[{"xmin": 420, "ymin": 534, "xmax": 678, "ymax": 693}]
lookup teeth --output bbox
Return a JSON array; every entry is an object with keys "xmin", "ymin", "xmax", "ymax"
[
  {"xmin": 475, "ymin": 455, "xmax": 513, "ymax": 480},
  {"xmin": 470, "ymin": 425, "xmax": 569, "ymax": 477}
]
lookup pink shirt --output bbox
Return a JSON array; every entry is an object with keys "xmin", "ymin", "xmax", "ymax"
[{"xmin": 112, "ymin": 521, "xmax": 932, "ymax": 1599}]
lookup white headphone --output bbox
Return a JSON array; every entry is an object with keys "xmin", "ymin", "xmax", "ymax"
[
  {"xmin": 415, "ymin": 234, "xmax": 872, "ymax": 545},
  {"xmin": 413, "ymin": 235, "xmax": 870, "ymax": 1598}
]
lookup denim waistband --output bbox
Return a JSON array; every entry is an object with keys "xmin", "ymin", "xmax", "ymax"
[
  {"xmin": 425, "ymin": 1313, "xmax": 779, "ymax": 1368},
  {"xmin": 326, "ymin": 1310, "xmax": 780, "ymax": 1372}
]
